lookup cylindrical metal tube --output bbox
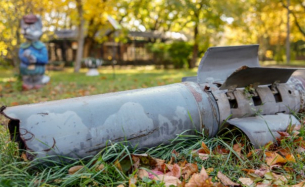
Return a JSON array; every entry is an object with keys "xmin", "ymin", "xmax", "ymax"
[{"xmin": 1, "ymin": 82, "xmax": 218, "ymax": 160}]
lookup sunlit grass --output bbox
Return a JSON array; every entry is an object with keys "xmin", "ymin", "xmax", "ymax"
[{"xmin": 0, "ymin": 67, "xmax": 196, "ymax": 107}]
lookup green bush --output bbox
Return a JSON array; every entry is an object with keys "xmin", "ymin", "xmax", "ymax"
[
  {"xmin": 146, "ymin": 43, "xmax": 170, "ymax": 68},
  {"xmin": 168, "ymin": 41, "xmax": 192, "ymax": 69}
]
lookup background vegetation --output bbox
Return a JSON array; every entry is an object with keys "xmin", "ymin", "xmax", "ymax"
[{"xmin": 1, "ymin": 0, "xmax": 305, "ymax": 70}]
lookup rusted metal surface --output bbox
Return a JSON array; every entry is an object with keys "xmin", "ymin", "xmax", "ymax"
[{"xmin": 2, "ymin": 44, "xmax": 305, "ymax": 161}]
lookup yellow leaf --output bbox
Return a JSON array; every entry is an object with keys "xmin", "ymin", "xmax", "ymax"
[
  {"xmin": 68, "ymin": 165, "xmax": 84, "ymax": 174},
  {"xmin": 265, "ymin": 151, "xmax": 286, "ymax": 166}
]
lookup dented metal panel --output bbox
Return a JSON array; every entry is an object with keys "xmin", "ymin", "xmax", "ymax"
[{"xmin": 227, "ymin": 114, "xmax": 300, "ymax": 148}]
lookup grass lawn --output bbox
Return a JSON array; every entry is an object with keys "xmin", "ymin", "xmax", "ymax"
[
  {"xmin": 0, "ymin": 67, "xmax": 197, "ymax": 106},
  {"xmin": 0, "ymin": 67, "xmax": 305, "ymax": 186}
]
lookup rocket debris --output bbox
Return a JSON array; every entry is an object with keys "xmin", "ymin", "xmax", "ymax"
[{"xmin": 1, "ymin": 45, "xmax": 305, "ymax": 160}]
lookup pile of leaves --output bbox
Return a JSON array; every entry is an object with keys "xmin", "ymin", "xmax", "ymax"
[{"xmin": 63, "ymin": 123, "xmax": 305, "ymax": 187}]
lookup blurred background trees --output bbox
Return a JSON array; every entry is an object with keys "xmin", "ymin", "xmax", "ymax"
[{"xmin": 0, "ymin": 0, "xmax": 304, "ymax": 70}]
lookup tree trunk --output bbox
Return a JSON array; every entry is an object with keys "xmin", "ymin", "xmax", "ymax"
[
  {"xmin": 74, "ymin": 0, "xmax": 85, "ymax": 73},
  {"xmin": 190, "ymin": 23, "xmax": 199, "ymax": 69}
]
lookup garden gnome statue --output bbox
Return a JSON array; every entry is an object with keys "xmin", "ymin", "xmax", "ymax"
[
  {"xmin": 84, "ymin": 57, "xmax": 103, "ymax": 76},
  {"xmin": 19, "ymin": 14, "xmax": 49, "ymax": 90}
]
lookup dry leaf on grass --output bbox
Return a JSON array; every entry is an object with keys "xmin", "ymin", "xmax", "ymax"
[
  {"xmin": 198, "ymin": 153, "xmax": 209, "ymax": 161},
  {"xmin": 247, "ymin": 149, "xmax": 262, "ymax": 158},
  {"xmin": 181, "ymin": 163, "xmax": 198, "ymax": 180},
  {"xmin": 242, "ymin": 167, "xmax": 269, "ymax": 177},
  {"xmin": 293, "ymin": 124, "xmax": 302, "ymax": 131},
  {"xmin": 96, "ymin": 164, "xmax": 105, "ymax": 171},
  {"xmin": 68, "ymin": 165, "xmax": 84, "ymax": 174},
  {"xmin": 129, "ymin": 175, "xmax": 137, "ymax": 187},
  {"xmin": 21, "ymin": 152, "xmax": 28, "ymax": 162},
  {"xmin": 138, "ymin": 169, "xmax": 149, "ymax": 179},
  {"xmin": 277, "ymin": 131, "xmax": 290, "ymax": 137},
  {"xmin": 155, "ymin": 158, "xmax": 166, "ymax": 171},
  {"xmin": 132, "ymin": 155, "xmax": 140, "ymax": 170},
  {"xmin": 169, "ymin": 150, "xmax": 179, "ymax": 164},
  {"xmin": 213, "ymin": 145, "xmax": 230, "ymax": 154},
  {"xmin": 272, "ymin": 172, "xmax": 288, "ymax": 185},
  {"xmin": 157, "ymin": 175, "xmax": 181, "ymax": 187},
  {"xmin": 265, "ymin": 151, "xmax": 286, "ymax": 165},
  {"xmin": 217, "ymin": 171, "xmax": 240, "ymax": 186},
  {"xmin": 239, "ymin": 178, "xmax": 253, "ymax": 186},
  {"xmin": 114, "ymin": 160, "xmax": 123, "ymax": 171},
  {"xmin": 117, "ymin": 185, "xmax": 124, "ymax": 187},
  {"xmin": 165, "ymin": 164, "xmax": 181, "ymax": 178},
  {"xmin": 277, "ymin": 148, "xmax": 296, "ymax": 163},
  {"xmin": 186, "ymin": 167, "xmax": 212, "ymax": 187},
  {"xmin": 198, "ymin": 142, "xmax": 210, "ymax": 154},
  {"xmin": 148, "ymin": 169, "xmax": 163, "ymax": 180}
]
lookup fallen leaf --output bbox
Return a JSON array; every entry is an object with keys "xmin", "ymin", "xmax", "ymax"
[
  {"xmin": 96, "ymin": 164, "xmax": 104, "ymax": 171},
  {"xmin": 293, "ymin": 131, "xmax": 300, "ymax": 136},
  {"xmin": 148, "ymin": 169, "xmax": 163, "ymax": 180},
  {"xmin": 217, "ymin": 171, "xmax": 240, "ymax": 186},
  {"xmin": 129, "ymin": 175, "xmax": 137, "ymax": 187},
  {"xmin": 166, "ymin": 164, "xmax": 181, "ymax": 178},
  {"xmin": 155, "ymin": 158, "xmax": 166, "ymax": 171},
  {"xmin": 277, "ymin": 148, "xmax": 296, "ymax": 163},
  {"xmin": 21, "ymin": 152, "xmax": 28, "ymax": 162},
  {"xmin": 132, "ymin": 155, "xmax": 140, "ymax": 170},
  {"xmin": 114, "ymin": 160, "xmax": 123, "ymax": 171},
  {"xmin": 181, "ymin": 163, "xmax": 198, "ymax": 180},
  {"xmin": 138, "ymin": 169, "xmax": 149, "ymax": 179},
  {"xmin": 233, "ymin": 143, "xmax": 244, "ymax": 159},
  {"xmin": 185, "ymin": 166, "xmax": 211, "ymax": 186},
  {"xmin": 169, "ymin": 150, "xmax": 179, "ymax": 164},
  {"xmin": 200, "ymin": 167, "xmax": 209, "ymax": 178},
  {"xmin": 255, "ymin": 166, "xmax": 269, "ymax": 177},
  {"xmin": 117, "ymin": 185, "xmax": 124, "ymax": 187},
  {"xmin": 265, "ymin": 151, "xmax": 286, "ymax": 165},
  {"xmin": 263, "ymin": 141, "xmax": 274, "ymax": 151},
  {"xmin": 198, "ymin": 142, "xmax": 210, "ymax": 154},
  {"xmin": 213, "ymin": 145, "xmax": 230, "ymax": 154},
  {"xmin": 186, "ymin": 174, "xmax": 212, "ymax": 187},
  {"xmin": 198, "ymin": 153, "xmax": 209, "ymax": 161},
  {"xmin": 247, "ymin": 149, "xmax": 262, "ymax": 158},
  {"xmin": 272, "ymin": 173, "xmax": 288, "ymax": 184},
  {"xmin": 277, "ymin": 131, "xmax": 290, "ymax": 137},
  {"xmin": 239, "ymin": 178, "xmax": 253, "ymax": 186},
  {"xmin": 68, "ymin": 165, "xmax": 84, "ymax": 174},
  {"xmin": 157, "ymin": 175, "xmax": 181, "ymax": 187},
  {"xmin": 293, "ymin": 125, "xmax": 302, "ymax": 131},
  {"xmin": 10, "ymin": 102, "xmax": 19, "ymax": 106},
  {"xmin": 264, "ymin": 172, "xmax": 273, "ymax": 180},
  {"xmin": 242, "ymin": 167, "xmax": 268, "ymax": 177}
]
